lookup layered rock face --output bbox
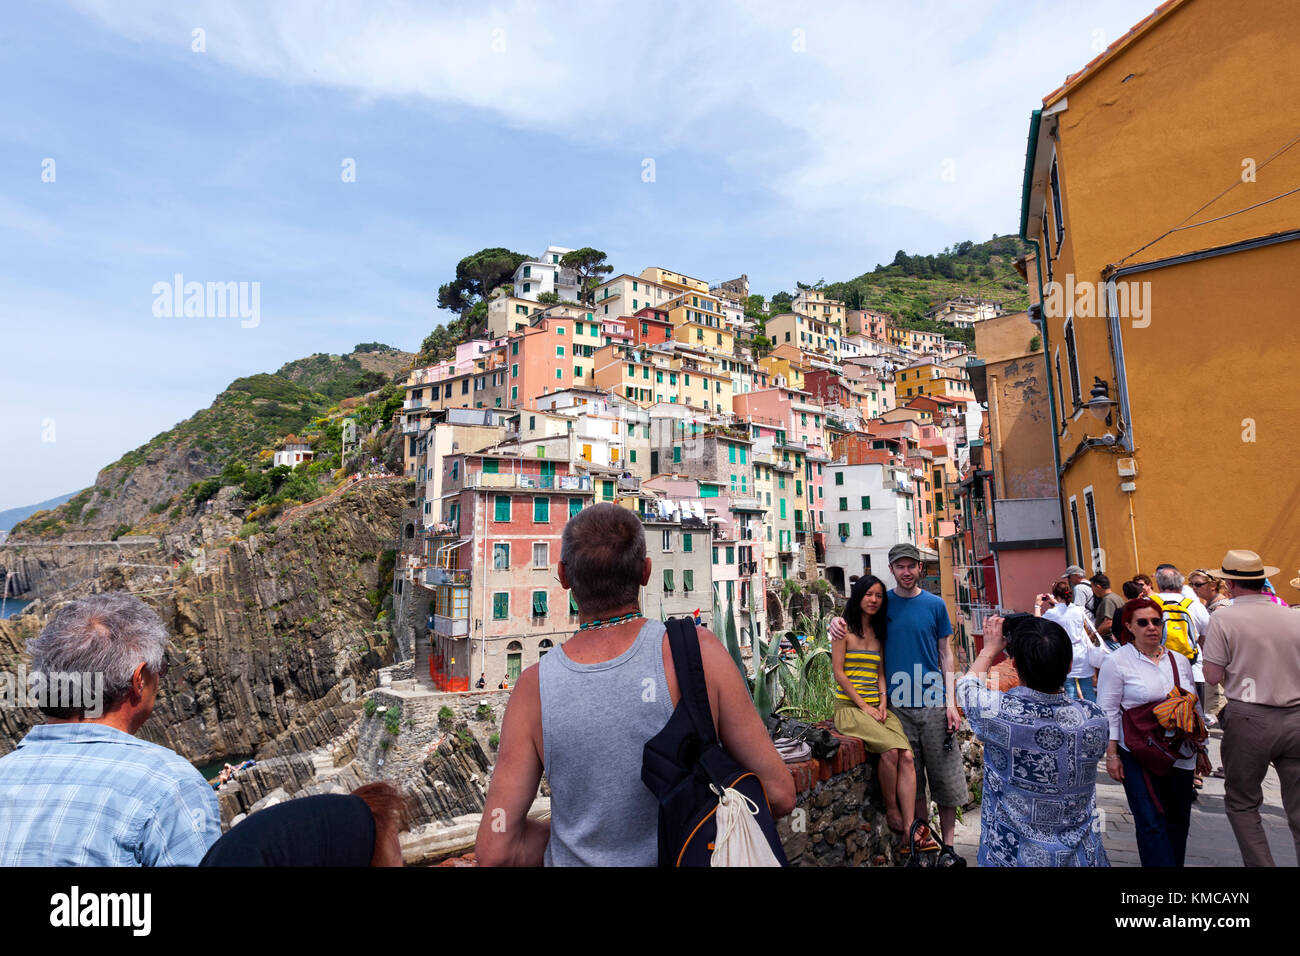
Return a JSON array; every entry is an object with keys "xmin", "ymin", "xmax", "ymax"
[{"xmin": 0, "ymin": 481, "xmax": 408, "ymax": 765}]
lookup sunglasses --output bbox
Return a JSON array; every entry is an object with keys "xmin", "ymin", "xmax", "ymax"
[{"xmin": 1132, "ymin": 617, "xmax": 1161, "ymax": 628}]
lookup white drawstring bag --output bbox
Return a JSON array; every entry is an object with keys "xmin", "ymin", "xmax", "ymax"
[{"xmin": 710, "ymin": 785, "xmax": 782, "ymax": 867}]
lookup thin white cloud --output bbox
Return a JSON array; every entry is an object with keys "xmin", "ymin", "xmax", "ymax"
[{"xmin": 66, "ymin": 0, "xmax": 1163, "ymax": 238}]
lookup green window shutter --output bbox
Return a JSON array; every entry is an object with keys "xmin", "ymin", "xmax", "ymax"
[
  {"xmin": 602, "ymin": 481, "xmax": 613, "ymax": 501},
  {"xmin": 629, "ymin": 450, "xmax": 637, "ymax": 463},
  {"xmin": 839, "ymin": 497, "xmax": 848, "ymax": 510},
  {"xmin": 838, "ymin": 523, "xmax": 849, "ymax": 537},
  {"xmin": 683, "ymin": 569, "xmax": 694, "ymax": 592},
  {"xmin": 729, "ymin": 445, "xmax": 736, "ymax": 464},
  {"xmin": 713, "ymin": 546, "xmax": 719, "ymax": 563},
  {"xmin": 683, "ymin": 533, "xmax": 692, "ymax": 552},
  {"xmin": 532, "ymin": 591, "xmax": 548, "ymax": 616},
  {"xmin": 796, "ymin": 480, "xmax": 803, "ymax": 496},
  {"xmin": 569, "ymin": 497, "xmax": 583, "ymax": 517},
  {"xmin": 484, "ymin": 459, "xmax": 499, "ymax": 474},
  {"xmin": 673, "ymin": 446, "xmax": 681, "ymax": 463},
  {"xmin": 495, "ymin": 495, "xmax": 511, "ymax": 521},
  {"xmin": 835, "ymin": 472, "xmax": 843, "ymax": 486},
  {"xmin": 493, "ymin": 593, "xmax": 509, "ymax": 620},
  {"xmin": 534, "ymin": 497, "xmax": 549, "ymax": 522},
  {"xmin": 570, "ymin": 592, "xmax": 579, "ymax": 614},
  {"xmin": 779, "ymin": 499, "xmax": 786, "ymax": 519},
  {"xmin": 726, "ymin": 547, "xmax": 735, "ymax": 564},
  {"xmin": 740, "ymin": 447, "xmax": 747, "ymax": 464},
  {"xmin": 863, "ymin": 522, "xmax": 872, "ymax": 536},
  {"xmin": 664, "ymin": 569, "xmax": 674, "ymax": 591},
  {"xmin": 862, "ymin": 496, "xmax": 870, "ymax": 509}
]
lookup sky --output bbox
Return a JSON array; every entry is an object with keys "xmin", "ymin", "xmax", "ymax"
[{"xmin": 0, "ymin": 0, "xmax": 1163, "ymax": 511}]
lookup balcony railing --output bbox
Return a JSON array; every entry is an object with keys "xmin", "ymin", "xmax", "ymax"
[
  {"xmin": 425, "ymin": 567, "xmax": 470, "ymax": 587},
  {"xmin": 463, "ymin": 472, "xmax": 594, "ymax": 491},
  {"xmin": 431, "ymin": 614, "xmax": 468, "ymax": 638},
  {"xmin": 403, "ymin": 398, "xmax": 431, "ymax": 411},
  {"xmin": 402, "ymin": 419, "xmax": 426, "ymax": 435}
]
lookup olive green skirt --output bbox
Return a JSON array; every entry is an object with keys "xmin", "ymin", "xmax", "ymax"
[{"xmin": 833, "ymin": 700, "xmax": 912, "ymax": 755}]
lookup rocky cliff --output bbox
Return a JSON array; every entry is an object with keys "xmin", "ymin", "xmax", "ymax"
[{"xmin": 0, "ymin": 480, "xmax": 410, "ymax": 764}]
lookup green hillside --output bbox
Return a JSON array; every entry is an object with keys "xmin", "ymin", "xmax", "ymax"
[
  {"xmin": 822, "ymin": 235, "xmax": 1030, "ymax": 345},
  {"xmin": 11, "ymin": 346, "xmax": 412, "ymax": 540}
]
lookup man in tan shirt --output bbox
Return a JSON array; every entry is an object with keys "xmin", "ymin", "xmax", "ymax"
[{"xmin": 1201, "ymin": 550, "xmax": 1300, "ymax": 867}]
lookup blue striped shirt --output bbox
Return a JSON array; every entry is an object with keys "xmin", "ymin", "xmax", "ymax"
[{"xmin": 0, "ymin": 723, "xmax": 220, "ymax": 866}]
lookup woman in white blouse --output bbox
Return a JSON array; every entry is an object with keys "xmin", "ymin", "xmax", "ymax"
[
  {"xmin": 1038, "ymin": 580, "xmax": 1108, "ymax": 702},
  {"xmin": 1097, "ymin": 597, "xmax": 1209, "ymax": 867}
]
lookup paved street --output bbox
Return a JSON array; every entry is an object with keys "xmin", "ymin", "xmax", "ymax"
[{"xmin": 952, "ymin": 727, "xmax": 1298, "ymax": 866}]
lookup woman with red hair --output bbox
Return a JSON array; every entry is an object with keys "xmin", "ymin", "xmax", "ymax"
[{"xmin": 1096, "ymin": 598, "xmax": 1209, "ymax": 867}]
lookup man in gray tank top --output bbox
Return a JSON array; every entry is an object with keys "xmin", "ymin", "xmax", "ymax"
[{"xmin": 475, "ymin": 504, "xmax": 795, "ymax": 866}]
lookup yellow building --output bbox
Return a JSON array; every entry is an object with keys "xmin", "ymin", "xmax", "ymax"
[
  {"xmin": 765, "ymin": 312, "xmax": 838, "ymax": 359},
  {"xmin": 591, "ymin": 344, "xmax": 732, "ymax": 414},
  {"xmin": 639, "ymin": 267, "xmax": 710, "ymax": 295},
  {"xmin": 896, "ymin": 358, "xmax": 974, "ymax": 403},
  {"xmin": 792, "ymin": 289, "xmax": 846, "ymax": 334},
  {"xmin": 666, "ymin": 291, "xmax": 733, "ymax": 354},
  {"xmin": 1020, "ymin": 0, "xmax": 1300, "ymax": 593},
  {"xmin": 758, "ymin": 346, "xmax": 807, "ymax": 391}
]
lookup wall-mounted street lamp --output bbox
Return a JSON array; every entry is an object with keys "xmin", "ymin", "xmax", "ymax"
[{"xmin": 1085, "ymin": 376, "xmax": 1117, "ymax": 426}]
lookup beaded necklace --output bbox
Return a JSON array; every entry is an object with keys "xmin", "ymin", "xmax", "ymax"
[{"xmin": 578, "ymin": 611, "xmax": 644, "ymax": 631}]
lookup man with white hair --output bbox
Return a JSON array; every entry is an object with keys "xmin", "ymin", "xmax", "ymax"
[{"xmin": 0, "ymin": 592, "xmax": 220, "ymax": 865}]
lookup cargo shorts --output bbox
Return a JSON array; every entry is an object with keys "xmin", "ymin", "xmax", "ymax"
[{"xmin": 892, "ymin": 705, "xmax": 970, "ymax": 808}]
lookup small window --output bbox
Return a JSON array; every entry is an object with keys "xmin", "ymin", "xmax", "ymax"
[
  {"xmin": 493, "ymin": 592, "xmax": 509, "ymax": 620},
  {"xmin": 839, "ymin": 497, "xmax": 848, "ymax": 510},
  {"xmin": 862, "ymin": 521, "xmax": 872, "ymax": 536},
  {"xmin": 569, "ymin": 497, "xmax": 583, "ymax": 517},
  {"xmin": 493, "ymin": 543, "xmax": 510, "ymax": 569},
  {"xmin": 534, "ymin": 497, "xmax": 550, "ymax": 522},
  {"xmin": 533, "ymin": 542, "xmax": 548, "ymax": 568},
  {"xmin": 683, "ymin": 569, "xmax": 694, "ymax": 592},
  {"xmin": 664, "ymin": 569, "xmax": 674, "ymax": 591},
  {"xmin": 494, "ymin": 495, "xmax": 511, "ymax": 522},
  {"xmin": 662, "ymin": 529, "xmax": 672, "ymax": 552},
  {"xmin": 834, "ymin": 471, "xmax": 844, "ymax": 486},
  {"xmin": 532, "ymin": 591, "xmax": 548, "ymax": 616}
]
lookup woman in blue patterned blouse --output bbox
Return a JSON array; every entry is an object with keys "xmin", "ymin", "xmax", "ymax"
[{"xmin": 956, "ymin": 614, "xmax": 1110, "ymax": 867}]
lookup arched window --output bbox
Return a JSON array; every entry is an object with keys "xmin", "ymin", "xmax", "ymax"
[
  {"xmin": 404, "ymin": 522, "xmax": 415, "ymax": 539},
  {"xmin": 538, "ymin": 639, "xmax": 554, "ymax": 658}
]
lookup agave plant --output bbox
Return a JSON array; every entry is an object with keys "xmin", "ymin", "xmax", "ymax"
[
  {"xmin": 722, "ymin": 595, "xmax": 745, "ymax": 678},
  {"xmin": 750, "ymin": 628, "xmax": 786, "ymax": 721}
]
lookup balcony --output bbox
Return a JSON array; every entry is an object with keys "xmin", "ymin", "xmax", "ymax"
[
  {"xmin": 431, "ymin": 614, "xmax": 468, "ymax": 638},
  {"xmin": 425, "ymin": 567, "xmax": 470, "ymax": 587},
  {"xmin": 617, "ymin": 476, "xmax": 641, "ymax": 492},
  {"xmin": 464, "ymin": 472, "xmax": 593, "ymax": 491},
  {"xmin": 730, "ymin": 496, "xmax": 762, "ymax": 511},
  {"xmin": 403, "ymin": 398, "xmax": 431, "ymax": 412},
  {"xmin": 402, "ymin": 419, "xmax": 426, "ymax": 435},
  {"xmin": 992, "ymin": 497, "xmax": 1063, "ymax": 549}
]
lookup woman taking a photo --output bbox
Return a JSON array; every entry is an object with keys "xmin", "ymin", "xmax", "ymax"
[
  {"xmin": 1097, "ymin": 597, "xmax": 1210, "ymax": 867},
  {"xmin": 831, "ymin": 575, "xmax": 927, "ymax": 848}
]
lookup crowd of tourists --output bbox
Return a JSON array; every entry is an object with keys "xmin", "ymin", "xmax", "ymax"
[{"xmin": 0, "ymin": 511, "xmax": 1296, "ymax": 868}]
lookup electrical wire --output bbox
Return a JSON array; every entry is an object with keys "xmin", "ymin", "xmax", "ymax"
[{"xmin": 1113, "ymin": 129, "xmax": 1300, "ymax": 269}]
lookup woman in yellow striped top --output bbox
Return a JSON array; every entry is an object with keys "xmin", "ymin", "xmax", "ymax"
[{"xmin": 833, "ymin": 575, "xmax": 918, "ymax": 838}]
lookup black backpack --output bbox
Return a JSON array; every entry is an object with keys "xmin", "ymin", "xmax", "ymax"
[{"xmin": 641, "ymin": 617, "xmax": 789, "ymax": 867}]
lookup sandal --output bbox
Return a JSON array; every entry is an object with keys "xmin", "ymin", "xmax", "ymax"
[
  {"xmin": 898, "ymin": 820, "xmax": 940, "ymax": 857},
  {"xmin": 1193, "ymin": 776, "xmax": 1204, "ymax": 790}
]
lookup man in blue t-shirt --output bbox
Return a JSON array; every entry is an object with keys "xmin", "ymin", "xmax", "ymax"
[{"xmin": 830, "ymin": 543, "xmax": 968, "ymax": 860}]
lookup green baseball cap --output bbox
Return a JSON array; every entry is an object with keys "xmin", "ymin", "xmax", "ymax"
[{"xmin": 888, "ymin": 543, "xmax": 922, "ymax": 564}]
